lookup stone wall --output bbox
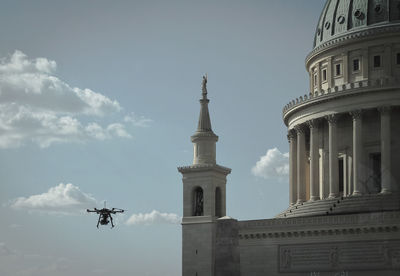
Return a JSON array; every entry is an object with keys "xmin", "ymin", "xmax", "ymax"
[{"xmin": 237, "ymin": 211, "xmax": 400, "ymax": 276}]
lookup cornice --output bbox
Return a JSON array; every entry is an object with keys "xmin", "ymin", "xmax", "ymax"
[
  {"xmin": 177, "ymin": 163, "xmax": 231, "ymax": 175},
  {"xmin": 239, "ymin": 225, "xmax": 399, "ymax": 240}
]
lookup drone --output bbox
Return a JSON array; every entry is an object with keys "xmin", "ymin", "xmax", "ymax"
[{"xmin": 87, "ymin": 202, "xmax": 125, "ymax": 228}]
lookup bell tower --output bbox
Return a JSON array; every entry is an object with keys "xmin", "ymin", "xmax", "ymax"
[{"xmin": 178, "ymin": 75, "xmax": 231, "ymax": 276}]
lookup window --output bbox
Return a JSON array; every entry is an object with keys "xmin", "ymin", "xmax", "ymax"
[
  {"xmin": 335, "ymin": 64, "xmax": 341, "ymax": 76},
  {"xmin": 353, "ymin": 59, "xmax": 360, "ymax": 71},
  {"xmin": 322, "ymin": 69, "xmax": 327, "ymax": 81},
  {"xmin": 397, "ymin": 53, "xmax": 400, "ymax": 65},
  {"xmin": 373, "ymin": 55, "xmax": 381, "ymax": 68},
  {"xmin": 193, "ymin": 187, "xmax": 204, "ymax": 216}
]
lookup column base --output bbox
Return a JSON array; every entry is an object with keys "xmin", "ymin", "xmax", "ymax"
[
  {"xmin": 380, "ymin": 189, "xmax": 392, "ymax": 194},
  {"xmin": 296, "ymin": 199, "xmax": 304, "ymax": 204},
  {"xmin": 352, "ymin": 191, "xmax": 362, "ymax": 196},
  {"xmin": 309, "ymin": 196, "xmax": 320, "ymax": 201},
  {"xmin": 328, "ymin": 193, "xmax": 338, "ymax": 199}
]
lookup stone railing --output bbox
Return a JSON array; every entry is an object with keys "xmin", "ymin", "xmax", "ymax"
[{"xmin": 282, "ymin": 77, "xmax": 400, "ymax": 117}]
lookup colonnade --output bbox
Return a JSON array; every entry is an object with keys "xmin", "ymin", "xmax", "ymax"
[{"xmin": 288, "ymin": 107, "xmax": 393, "ymax": 205}]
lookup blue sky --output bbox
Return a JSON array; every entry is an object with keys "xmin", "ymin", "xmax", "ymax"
[{"xmin": 0, "ymin": 1, "xmax": 325, "ymax": 275}]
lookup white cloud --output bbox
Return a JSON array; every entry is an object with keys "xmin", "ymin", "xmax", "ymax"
[
  {"xmin": 126, "ymin": 210, "xmax": 181, "ymax": 225},
  {"xmin": 0, "ymin": 50, "xmax": 131, "ymax": 148},
  {"xmin": 251, "ymin": 147, "xmax": 289, "ymax": 179},
  {"xmin": 10, "ymin": 183, "xmax": 97, "ymax": 215},
  {"xmin": 124, "ymin": 112, "xmax": 153, "ymax": 127}
]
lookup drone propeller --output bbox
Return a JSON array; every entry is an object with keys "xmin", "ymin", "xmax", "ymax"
[{"xmin": 111, "ymin": 208, "xmax": 125, "ymax": 213}]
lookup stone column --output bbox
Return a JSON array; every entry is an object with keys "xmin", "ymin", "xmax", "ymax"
[
  {"xmin": 327, "ymin": 115, "xmax": 339, "ymax": 198},
  {"xmin": 307, "ymin": 120, "xmax": 320, "ymax": 201},
  {"xmin": 288, "ymin": 130, "xmax": 298, "ymax": 205},
  {"xmin": 379, "ymin": 106, "xmax": 392, "ymax": 194},
  {"xmin": 295, "ymin": 125, "xmax": 306, "ymax": 203},
  {"xmin": 350, "ymin": 110, "xmax": 363, "ymax": 196}
]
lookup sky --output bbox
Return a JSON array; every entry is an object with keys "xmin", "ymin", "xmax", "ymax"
[{"xmin": 0, "ymin": 1, "xmax": 326, "ymax": 275}]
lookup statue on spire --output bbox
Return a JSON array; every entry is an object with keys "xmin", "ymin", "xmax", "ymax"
[{"xmin": 202, "ymin": 74, "xmax": 208, "ymax": 98}]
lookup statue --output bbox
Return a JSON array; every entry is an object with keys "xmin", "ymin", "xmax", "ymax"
[{"xmin": 202, "ymin": 74, "xmax": 208, "ymax": 97}]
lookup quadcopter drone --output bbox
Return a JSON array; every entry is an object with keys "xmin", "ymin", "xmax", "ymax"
[{"xmin": 87, "ymin": 202, "xmax": 125, "ymax": 228}]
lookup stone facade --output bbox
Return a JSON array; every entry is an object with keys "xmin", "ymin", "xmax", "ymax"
[{"xmin": 178, "ymin": 1, "xmax": 400, "ymax": 275}]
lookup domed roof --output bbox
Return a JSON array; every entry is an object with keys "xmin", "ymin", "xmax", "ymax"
[{"xmin": 314, "ymin": 0, "xmax": 400, "ymax": 49}]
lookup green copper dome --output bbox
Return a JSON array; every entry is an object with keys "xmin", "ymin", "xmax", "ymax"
[{"xmin": 314, "ymin": 0, "xmax": 400, "ymax": 49}]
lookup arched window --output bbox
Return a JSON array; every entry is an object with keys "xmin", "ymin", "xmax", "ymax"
[
  {"xmin": 215, "ymin": 187, "xmax": 222, "ymax": 218},
  {"xmin": 193, "ymin": 187, "xmax": 204, "ymax": 216}
]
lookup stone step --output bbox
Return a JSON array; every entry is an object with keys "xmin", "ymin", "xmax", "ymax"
[
  {"xmin": 275, "ymin": 194, "xmax": 400, "ymax": 218},
  {"xmin": 284, "ymin": 210, "xmax": 329, "ymax": 218}
]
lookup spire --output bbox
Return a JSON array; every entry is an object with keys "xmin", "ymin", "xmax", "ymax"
[
  {"xmin": 196, "ymin": 74, "xmax": 214, "ymax": 133},
  {"xmin": 191, "ymin": 75, "xmax": 218, "ymax": 165}
]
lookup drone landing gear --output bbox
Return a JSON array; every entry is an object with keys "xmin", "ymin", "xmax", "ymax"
[{"xmin": 110, "ymin": 216, "xmax": 114, "ymax": 228}]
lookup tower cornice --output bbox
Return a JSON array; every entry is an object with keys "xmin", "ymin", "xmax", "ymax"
[{"xmin": 177, "ymin": 164, "xmax": 231, "ymax": 175}]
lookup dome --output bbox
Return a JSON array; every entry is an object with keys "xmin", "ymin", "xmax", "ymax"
[{"xmin": 314, "ymin": 0, "xmax": 400, "ymax": 49}]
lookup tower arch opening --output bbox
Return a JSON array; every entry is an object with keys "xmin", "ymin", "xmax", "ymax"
[{"xmin": 193, "ymin": 187, "xmax": 204, "ymax": 216}]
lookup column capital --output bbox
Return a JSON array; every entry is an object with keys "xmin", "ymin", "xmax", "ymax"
[
  {"xmin": 306, "ymin": 119, "xmax": 320, "ymax": 129},
  {"xmin": 349, "ymin": 109, "xmax": 363, "ymax": 120},
  {"xmin": 325, "ymin": 114, "xmax": 338, "ymax": 125},
  {"xmin": 378, "ymin": 106, "xmax": 391, "ymax": 115},
  {"xmin": 287, "ymin": 129, "xmax": 296, "ymax": 142},
  {"xmin": 294, "ymin": 124, "xmax": 306, "ymax": 134}
]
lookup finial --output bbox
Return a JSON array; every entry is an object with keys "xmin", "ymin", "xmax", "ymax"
[{"xmin": 202, "ymin": 74, "xmax": 208, "ymax": 99}]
